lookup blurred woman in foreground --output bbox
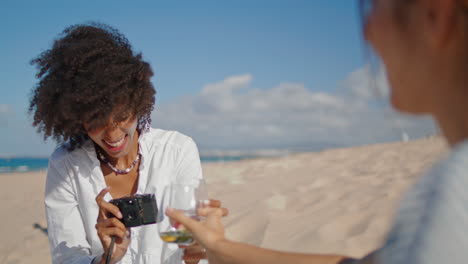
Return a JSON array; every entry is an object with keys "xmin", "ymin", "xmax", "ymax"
[{"xmin": 168, "ymin": 0, "xmax": 468, "ymax": 263}]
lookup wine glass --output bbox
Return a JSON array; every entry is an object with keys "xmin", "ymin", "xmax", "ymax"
[
  {"xmin": 160, "ymin": 242, "xmax": 183, "ymax": 264},
  {"xmin": 158, "ymin": 180, "xmax": 208, "ymax": 262}
]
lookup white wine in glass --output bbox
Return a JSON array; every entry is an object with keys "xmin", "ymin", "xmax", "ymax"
[{"xmin": 158, "ymin": 182, "xmax": 207, "ymax": 246}]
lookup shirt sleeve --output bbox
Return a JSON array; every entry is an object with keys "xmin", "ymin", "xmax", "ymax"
[
  {"xmin": 377, "ymin": 152, "xmax": 468, "ymax": 264},
  {"xmin": 173, "ymin": 136, "xmax": 203, "ymax": 184},
  {"xmin": 45, "ymin": 157, "xmax": 97, "ymax": 264}
]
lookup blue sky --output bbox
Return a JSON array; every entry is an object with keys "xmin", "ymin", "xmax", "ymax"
[{"xmin": 0, "ymin": 1, "xmax": 436, "ymax": 157}]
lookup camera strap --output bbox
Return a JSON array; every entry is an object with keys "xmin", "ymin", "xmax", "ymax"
[{"xmin": 105, "ymin": 236, "xmax": 116, "ymax": 264}]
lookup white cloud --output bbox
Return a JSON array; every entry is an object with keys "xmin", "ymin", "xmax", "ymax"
[
  {"xmin": 0, "ymin": 104, "xmax": 10, "ymax": 114},
  {"xmin": 0, "ymin": 104, "xmax": 13, "ymax": 126},
  {"xmin": 201, "ymin": 74, "xmax": 252, "ymax": 95},
  {"xmin": 340, "ymin": 65, "xmax": 390, "ymax": 101},
  {"xmin": 152, "ymin": 70, "xmax": 437, "ymax": 151}
]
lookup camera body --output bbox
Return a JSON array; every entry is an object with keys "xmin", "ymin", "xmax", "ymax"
[{"xmin": 109, "ymin": 194, "xmax": 159, "ymax": 228}]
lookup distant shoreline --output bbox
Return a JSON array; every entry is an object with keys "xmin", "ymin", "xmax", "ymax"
[
  {"xmin": 0, "ymin": 155, "xmax": 261, "ymax": 174},
  {"xmin": 1, "ymin": 136, "xmax": 444, "ymax": 174}
]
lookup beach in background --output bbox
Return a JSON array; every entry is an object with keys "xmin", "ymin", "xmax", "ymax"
[
  {"xmin": 0, "ymin": 2, "xmax": 445, "ymax": 263},
  {"xmin": 0, "ymin": 155, "xmax": 273, "ymax": 174},
  {"xmin": 0, "ymin": 137, "xmax": 447, "ymax": 264}
]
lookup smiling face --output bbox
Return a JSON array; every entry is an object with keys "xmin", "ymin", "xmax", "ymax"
[{"xmin": 84, "ymin": 114, "xmax": 139, "ymax": 159}]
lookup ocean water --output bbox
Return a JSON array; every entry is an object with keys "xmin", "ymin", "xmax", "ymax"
[
  {"xmin": 0, "ymin": 158, "xmax": 49, "ymax": 173},
  {"xmin": 0, "ymin": 155, "xmax": 252, "ymax": 174},
  {"xmin": 201, "ymin": 155, "xmax": 252, "ymax": 163}
]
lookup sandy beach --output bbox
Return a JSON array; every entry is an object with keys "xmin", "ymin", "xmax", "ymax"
[{"xmin": 0, "ymin": 137, "xmax": 447, "ymax": 263}]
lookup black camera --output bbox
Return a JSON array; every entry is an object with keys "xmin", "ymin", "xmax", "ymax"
[{"xmin": 109, "ymin": 194, "xmax": 159, "ymax": 228}]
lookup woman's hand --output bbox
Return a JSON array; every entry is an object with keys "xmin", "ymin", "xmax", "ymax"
[
  {"xmin": 179, "ymin": 199, "xmax": 228, "ymax": 264},
  {"xmin": 180, "ymin": 241, "xmax": 207, "ymax": 264},
  {"xmin": 167, "ymin": 199, "xmax": 229, "ymax": 263},
  {"xmin": 95, "ymin": 187, "xmax": 131, "ymax": 264}
]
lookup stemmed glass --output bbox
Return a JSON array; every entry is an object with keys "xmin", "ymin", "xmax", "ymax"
[{"xmin": 158, "ymin": 180, "xmax": 208, "ymax": 263}]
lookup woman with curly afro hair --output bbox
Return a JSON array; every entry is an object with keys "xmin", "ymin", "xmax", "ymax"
[{"xmin": 30, "ymin": 23, "xmax": 225, "ymax": 264}]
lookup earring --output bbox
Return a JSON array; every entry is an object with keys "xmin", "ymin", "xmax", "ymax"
[{"xmin": 141, "ymin": 119, "xmax": 151, "ymax": 133}]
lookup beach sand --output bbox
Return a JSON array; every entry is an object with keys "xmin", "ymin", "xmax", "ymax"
[{"xmin": 0, "ymin": 137, "xmax": 447, "ymax": 263}]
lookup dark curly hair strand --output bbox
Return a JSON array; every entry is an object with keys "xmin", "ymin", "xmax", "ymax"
[{"xmin": 29, "ymin": 22, "xmax": 156, "ymax": 151}]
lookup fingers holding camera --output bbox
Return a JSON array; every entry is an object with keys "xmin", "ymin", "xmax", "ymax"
[
  {"xmin": 96, "ymin": 218, "xmax": 128, "ymax": 242},
  {"xmin": 95, "ymin": 219, "xmax": 131, "ymax": 264},
  {"xmin": 94, "ymin": 187, "xmax": 130, "ymax": 264},
  {"xmin": 95, "ymin": 187, "xmax": 122, "ymax": 220}
]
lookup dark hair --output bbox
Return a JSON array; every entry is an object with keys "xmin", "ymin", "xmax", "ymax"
[
  {"xmin": 29, "ymin": 22, "xmax": 156, "ymax": 151},
  {"xmin": 358, "ymin": 0, "xmax": 415, "ymax": 30}
]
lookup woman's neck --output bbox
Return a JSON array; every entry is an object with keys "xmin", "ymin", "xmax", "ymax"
[
  {"xmin": 432, "ymin": 80, "xmax": 468, "ymax": 147},
  {"xmin": 107, "ymin": 131, "xmax": 140, "ymax": 168},
  {"xmin": 428, "ymin": 52, "xmax": 468, "ymax": 148},
  {"xmin": 436, "ymin": 111, "xmax": 468, "ymax": 147}
]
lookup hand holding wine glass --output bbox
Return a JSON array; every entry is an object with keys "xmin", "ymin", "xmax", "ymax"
[
  {"xmin": 159, "ymin": 183, "xmax": 204, "ymax": 245},
  {"xmin": 165, "ymin": 205, "xmax": 229, "ymax": 258},
  {"xmin": 158, "ymin": 181, "xmax": 228, "ymax": 263}
]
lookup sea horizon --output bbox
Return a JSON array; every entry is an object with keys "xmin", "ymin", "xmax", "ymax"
[
  {"xmin": 1, "ymin": 136, "xmax": 430, "ymax": 174},
  {"xmin": 0, "ymin": 143, "xmax": 336, "ymax": 174},
  {"xmin": 0, "ymin": 154, "xmax": 270, "ymax": 174}
]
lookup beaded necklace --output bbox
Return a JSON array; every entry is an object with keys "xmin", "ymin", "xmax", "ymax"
[{"xmin": 96, "ymin": 145, "xmax": 141, "ymax": 175}]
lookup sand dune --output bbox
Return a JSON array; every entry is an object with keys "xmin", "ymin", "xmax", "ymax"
[
  {"xmin": 0, "ymin": 137, "xmax": 447, "ymax": 263},
  {"xmin": 204, "ymin": 137, "xmax": 447, "ymax": 257}
]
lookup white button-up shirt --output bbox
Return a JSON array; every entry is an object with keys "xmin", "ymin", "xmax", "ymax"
[{"xmin": 45, "ymin": 129, "xmax": 203, "ymax": 264}]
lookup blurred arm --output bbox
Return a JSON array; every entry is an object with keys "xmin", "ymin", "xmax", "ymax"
[{"xmin": 211, "ymin": 240, "xmax": 357, "ymax": 264}]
